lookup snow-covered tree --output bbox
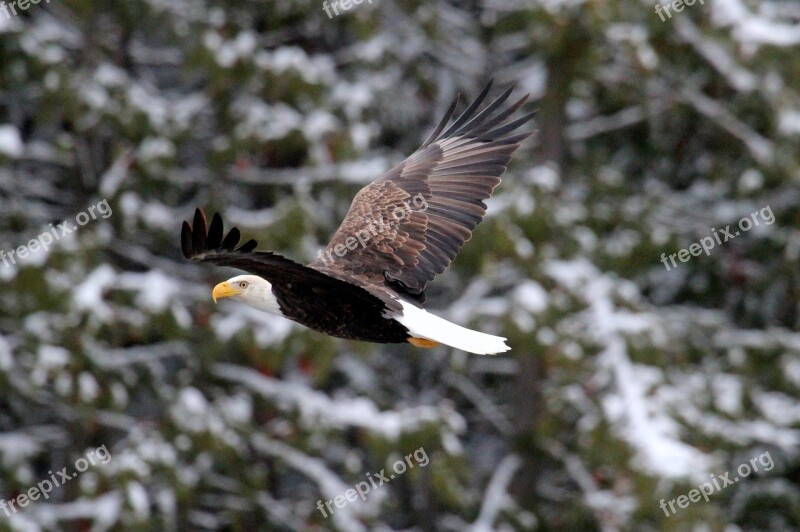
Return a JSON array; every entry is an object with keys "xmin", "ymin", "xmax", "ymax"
[{"xmin": 0, "ymin": 0, "xmax": 797, "ymax": 530}]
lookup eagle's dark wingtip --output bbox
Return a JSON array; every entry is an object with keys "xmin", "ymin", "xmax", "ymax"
[
  {"xmin": 183, "ymin": 207, "xmax": 262, "ymax": 258},
  {"xmin": 208, "ymin": 213, "xmax": 224, "ymax": 250},
  {"xmin": 238, "ymin": 239, "xmax": 258, "ymax": 253},
  {"xmin": 423, "ymin": 80, "xmax": 535, "ymax": 149},
  {"xmin": 183, "ymin": 208, "xmax": 230, "ymax": 259},
  {"xmin": 220, "ymin": 226, "xmax": 241, "ymax": 251},
  {"xmin": 191, "ymin": 208, "xmax": 208, "ymax": 253},
  {"xmin": 181, "ymin": 220, "xmax": 194, "ymax": 259}
]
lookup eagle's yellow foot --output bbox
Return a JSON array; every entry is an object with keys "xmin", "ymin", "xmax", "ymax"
[{"xmin": 408, "ymin": 337, "xmax": 440, "ymax": 348}]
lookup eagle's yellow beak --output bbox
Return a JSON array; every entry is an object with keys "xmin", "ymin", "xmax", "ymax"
[{"xmin": 212, "ymin": 282, "xmax": 243, "ymax": 303}]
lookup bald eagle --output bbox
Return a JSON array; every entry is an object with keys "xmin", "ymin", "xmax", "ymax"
[{"xmin": 182, "ymin": 80, "xmax": 533, "ymax": 354}]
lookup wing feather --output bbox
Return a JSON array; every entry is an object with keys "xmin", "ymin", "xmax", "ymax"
[
  {"xmin": 439, "ymin": 80, "xmax": 495, "ymax": 139},
  {"xmin": 310, "ymin": 82, "xmax": 534, "ymax": 303}
]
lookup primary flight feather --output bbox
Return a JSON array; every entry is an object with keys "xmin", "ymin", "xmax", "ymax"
[{"xmin": 181, "ymin": 80, "xmax": 534, "ymax": 354}]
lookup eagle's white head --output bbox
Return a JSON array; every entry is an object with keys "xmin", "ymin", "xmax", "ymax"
[{"xmin": 212, "ymin": 274, "xmax": 281, "ymax": 315}]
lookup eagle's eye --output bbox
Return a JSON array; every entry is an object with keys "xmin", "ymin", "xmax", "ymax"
[{"xmin": 239, "ymin": 281, "xmax": 249, "ymax": 289}]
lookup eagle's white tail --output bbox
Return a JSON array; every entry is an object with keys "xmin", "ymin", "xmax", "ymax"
[{"xmin": 391, "ymin": 300, "xmax": 510, "ymax": 355}]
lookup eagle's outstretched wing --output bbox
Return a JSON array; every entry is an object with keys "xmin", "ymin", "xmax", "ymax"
[
  {"xmin": 309, "ymin": 80, "xmax": 534, "ymax": 303},
  {"xmin": 181, "ymin": 208, "xmax": 402, "ymax": 312}
]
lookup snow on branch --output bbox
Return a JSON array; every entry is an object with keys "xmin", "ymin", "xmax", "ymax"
[
  {"xmin": 213, "ymin": 363, "xmax": 466, "ymax": 440},
  {"xmin": 15, "ymin": 491, "xmax": 123, "ymax": 531},
  {"xmin": 251, "ymin": 435, "xmax": 373, "ymax": 532},
  {"xmin": 545, "ymin": 259, "xmax": 712, "ymax": 481},
  {"xmin": 468, "ymin": 454, "xmax": 524, "ymax": 532},
  {"xmin": 680, "ymin": 87, "xmax": 774, "ymax": 165},
  {"xmin": 674, "ymin": 17, "xmax": 757, "ymax": 93}
]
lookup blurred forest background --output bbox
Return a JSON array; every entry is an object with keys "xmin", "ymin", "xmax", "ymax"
[{"xmin": 1, "ymin": 0, "xmax": 799, "ymax": 530}]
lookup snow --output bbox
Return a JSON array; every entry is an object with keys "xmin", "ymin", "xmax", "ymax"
[
  {"xmin": 211, "ymin": 304, "xmax": 294, "ymax": 346},
  {"xmin": 107, "ymin": 450, "xmax": 152, "ymax": 478},
  {"xmin": 0, "ymin": 12, "xmax": 12, "ymax": 33},
  {"xmin": 99, "ymin": 151, "xmax": 133, "ymax": 196},
  {"xmin": 25, "ymin": 492, "xmax": 123, "ymax": 531},
  {"xmin": 170, "ymin": 93, "xmax": 208, "ymax": 130},
  {"xmin": 333, "ymin": 81, "xmax": 374, "ymax": 119},
  {"xmin": 78, "ymin": 372, "xmax": 101, "ymax": 402},
  {"xmin": 674, "ymin": 16, "xmax": 757, "ymax": 93},
  {"xmin": 251, "ymin": 435, "xmax": 375, "ymax": 532},
  {"xmin": 513, "ymin": 280, "xmax": 549, "ymax": 313},
  {"xmin": 349, "ymin": 122, "xmax": 376, "ymax": 151},
  {"xmin": 94, "ymin": 63, "xmax": 128, "ymax": 86},
  {"xmin": 135, "ymin": 437, "xmax": 177, "ymax": 467},
  {"xmin": 24, "ymin": 313, "xmax": 60, "ymax": 345},
  {"xmin": 0, "ymin": 334, "xmax": 12, "ymax": 371},
  {"xmin": 779, "ymin": 111, "xmax": 800, "ymax": 136},
  {"xmin": 600, "ymin": 336, "xmax": 711, "ymax": 480},
  {"xmin": 733, "ymin": 14, "xmax": 800, "ymax": 47},
  {"xmin": 81, "ymin": 82, "xmax": 111, "ymax": 109},
  {"xmin": 128, "ymin": 84, "xmax": 170, "ymax": 129},
  {"xmin": 680, "ymin": 87, "xmax": 774, "ymax": 165},
  {"xmin": 524, "ymin": 164, "xmax": 560, "ymax": 191},
  {"xmin": 335, "ymin": 355, "xmax": 378, "ymax": 392},
  {"xmin": 118, "ymin": 270, "xmax": 182, "ymax": 313},
  {"xmin": 127, "ymin": 482, "xmax": 150, "ymax": 519},
  {"xmin": 469, "ymin": 454, "xmax": 525, "ymax": 532},
  {"xmin": 72, "ymin": 265, "xmax": 117, "ymax": 322},
  {"xmin": 216, "ymin": 393, "xmax": 253, "ymax": 425},
  {"xmin": 0, "ymin": 432, "xmax": 41, "ymax": 468},
  {"xmin": 302, "ymin": 110, "xmax": 340, "ymax": 142},
  {"xmin": 738, "ymin": 168, "xmax": 764, "ymax": 192},
  {"xmin": 338, "ymin": 158, "xmax": 389, "ymax": 183},
  {"xmin": 233, "ymin": 98, "xmax": 302, "ymax": 141},
  {"xmin": 253, "ymin": 47, "xmax": 335, "ymax": 84},
  {"xmin": 38, "ymin": 344, "xmax": 70, "ymax": 370},
  {"xmin": 712, "ymin": 373, "xmax": 743, "ymax": 415},
  {"xmin": 173, "ymin": 387, "xmax": 209, "ymax": 433},
  {"xmin": 119, "ymin": 192, "xmax": 178, "ymax": 231},
  {"xmin": 754, "ymin": 392, "xmax": 800, "ymax": 426},
  {"xmin": 0, "ymin": 124, "xmax": 23, "ymax": 158},
  {"xmin": 226, "ymin": 206, "xmax": 278, "ymax": 227},
  {"xmin": 545, "ymin": 260, "xmax": 713, "ymax": 480},
  {"xmin": 213, "ymin": 363, "xmax": 466, "ymax": 440},
  {"xmin": 784, "ymin": 355, "xmax": 800, "ymax": 387}
]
